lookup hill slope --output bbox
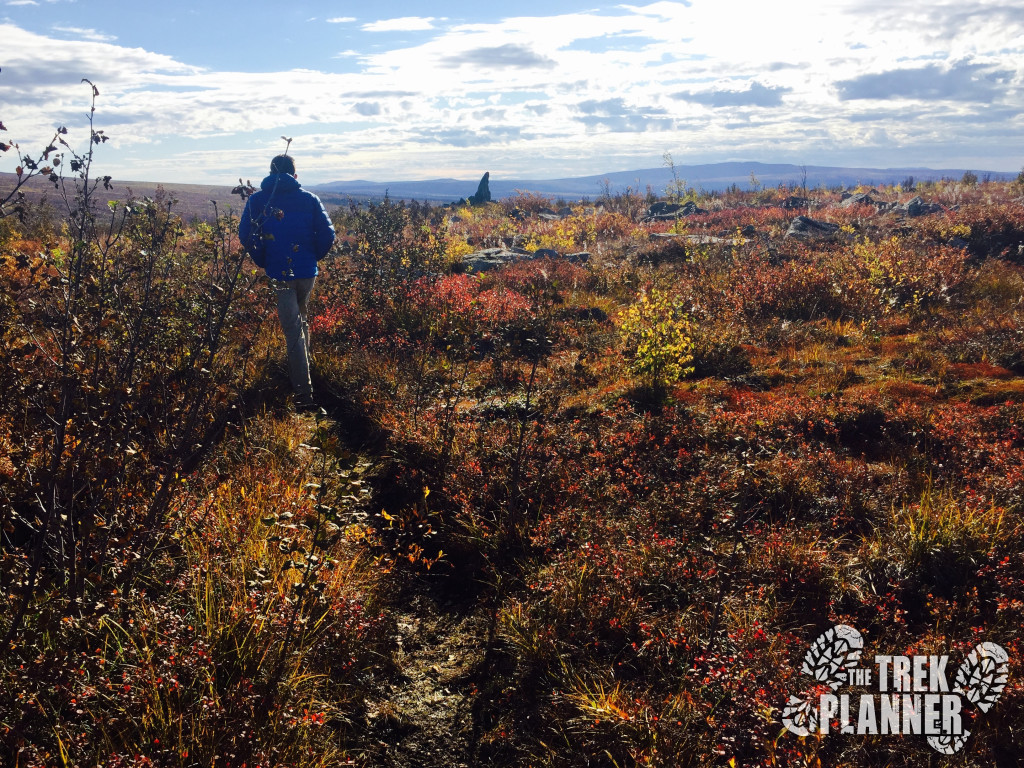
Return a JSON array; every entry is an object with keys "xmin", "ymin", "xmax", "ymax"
[
  {"xmin": 314, "ymin": 161, "xmax": 1017, "ymax": 202},
  {"xmin": 5, "ymin": 162, "xmax": 1016, "ymax": 218}
]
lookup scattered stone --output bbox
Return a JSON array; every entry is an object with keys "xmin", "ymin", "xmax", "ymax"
[
  {"xmin": 645, "ymin": 200, "xmax": 706, "ymax": 220},
  {"xmin": 650, "ymin": 233, "xmax": 733, "ymax": 244},
  {"xmin": 462, "ymin": 245, "xmax": 585, "ymax": 272},
  {"xmin": 781, "ymin": 196, "xmax": 810, "ymax": 209},
  {"xmin": 462, "ymin": 247, "xmax": 521, "ymax": 272},
  {"xmin": 841, "ymin": 192, "xmax": 877, "ymax": 208},
  {"xmin": 900, "ymin": 196, "xmax": 944, "ymax": 217},
  {"xmin": 785, "ymin": 215, "xmax": 841, "ymax": 241},
  {"xmin": 538, "ymin": 213, "xmax": 561, "ymax": 221}
]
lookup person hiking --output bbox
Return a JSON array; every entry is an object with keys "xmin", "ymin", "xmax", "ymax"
[{"xmin": 239, "ymin": 154, "xmax": 335, "ymax": 411}]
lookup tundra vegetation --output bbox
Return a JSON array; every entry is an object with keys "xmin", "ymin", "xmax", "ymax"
[{"xmin": 3, "ymin": 88, "xmax": 1024, "ymax": 766}]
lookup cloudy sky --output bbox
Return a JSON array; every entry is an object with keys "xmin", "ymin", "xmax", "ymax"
[{"xmin": 2, "ymin": 0, "xmax": 1022, "ymax": 185}]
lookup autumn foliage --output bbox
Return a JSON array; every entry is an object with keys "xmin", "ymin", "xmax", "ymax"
[{"xmin": 4, "ymin": 87, "xmax": 1024, "ymax": 766}]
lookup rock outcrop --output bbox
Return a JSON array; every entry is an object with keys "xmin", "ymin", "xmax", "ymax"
[
  {"xmin": 463, "ymin": 247, "xmax": 524, "ymax": 273},
  {"xmin": 645, "ymin": 200, "xmax": 706, "ymax": 221},
  {"xmin": 899, "ymin": 196, "xmax": 944, "ymax": 217},
  {"xmin": 841, "ymin": 192, "xmax": 877, "ymax": 208},
  {"xmin": 461, "ymin": 246, "xmax": 590, "ymax": 273},
  {"xmin": 785, "ymin": 216, "xmax": 840, "ymax": 241},
  {"xmin": 468, "ymin": 172, "xmax": 491, "ymax": 206}
]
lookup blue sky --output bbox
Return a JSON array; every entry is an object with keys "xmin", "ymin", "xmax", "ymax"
[{"xmin": 2, "ymin": 0, "xmax": 1022, "ymax": 185}]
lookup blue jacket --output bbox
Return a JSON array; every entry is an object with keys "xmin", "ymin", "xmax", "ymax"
[{"xmin": 239, "ymin": 173, "xmax": 335, "ymax": 280}]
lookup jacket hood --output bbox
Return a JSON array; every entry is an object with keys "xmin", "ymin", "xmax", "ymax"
[{"xmin": 260, "ymin": 173, "xmax": 302, "ymax": 194}]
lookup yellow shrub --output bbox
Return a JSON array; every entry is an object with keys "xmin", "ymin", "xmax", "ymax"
[{"xmin": 618, "ymin": 288, "xmax": 695, "ymax": 387}]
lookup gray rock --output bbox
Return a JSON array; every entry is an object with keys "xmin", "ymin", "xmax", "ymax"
[
  {"xmin": 841, "ymin": 192, "xmax": 876, "ymax": 208},
  {"xmin": 646, "ymin": 200, "xmax": 706, "ymax": 221},
  {"xmin": 781, "ymin": 196, "xmax": 810, "ymax": 209},
  {"xmin": 462, "ymin": 246, "xmax": 589, "ymax": 272},
  {"xmin": 557, "ymin": 207, "xmax": 574, "ymax": 218},
  {"xmin": 648, "ymin": 201, "xmax": 678, "ymax": 216},
  {"xmin": 531, "ymin": 248, "xmax": 559, "ymax": 259},
  {"xmin": 785, "ymin": 216, "xmax": 841, "ymax": 241},
  {"xmin": 469, "ymin": 172, "xmax": 491, "ymax": 206},
  {"xmin": 900, "ymin": 196, "xmax": 944, "ymax": 217},
  {"xmin": 538, "ymin": 213, "xmax": 561, "ymax": 221},
  {"xmin": 463, "ymin": 247, "xmax": 518, "ymax": 273},
  {"xmin": 650, "ymin": 233, "xmax": 733, "ymax": 244}
]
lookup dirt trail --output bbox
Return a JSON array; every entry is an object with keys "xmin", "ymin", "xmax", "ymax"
[{"xmin": 362, "ymin": 591, "xmax": 496, "ymax": 767}]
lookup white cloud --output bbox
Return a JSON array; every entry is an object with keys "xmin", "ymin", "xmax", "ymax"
[
  {"xmin": 326, "ymin": 16, "xmax": 356, "ymax": 24},
  {"xmin": 3, "ymin": 1, "xmax": 1024, "ymax": 185},
  {"xmin": 7, "ymin": 1, "xmax": 40, "ymax": 6},
  {"xmin": 362, "ymin": 16, "xmax": 435, "ymax": 32},
  {"xmin": 51, "ymin": 25, "xmax": 116, "ymax": 42}
]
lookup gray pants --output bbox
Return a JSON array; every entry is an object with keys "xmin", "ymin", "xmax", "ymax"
[{"xmin": 275, "ymin": 277, "xmax": 315, "ymax": 398}]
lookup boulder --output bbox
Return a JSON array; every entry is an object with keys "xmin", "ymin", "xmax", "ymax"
[
  {"xmin": 531, "ymin": 248, "xmax": 560, "ymax": 260},
  {"xmin": 557, "ymin": 207, "xmax": 574, "ymax": 218},
  {"xmin": 645, "ymin": 200, "xmax": 706, "ymax": 221},
  {"xmin": 781, "ymin": 196, "xmax": 810, "ymax": 209},
  {"xmin": 785, "ymin": 215, "xmax": 840, "ymax": 241},
  {"xmin": 462, "ymin": 246, "xmax": 589, "ymax": 272},
  {"xmin": 468, "ymin": 172, "xmax": 491, "ymax": 206},
  {"xmin": 463, "ymin": 247, "xmax": 521, "ymax": 273},
  {"xmin": 841, "ymin": 192, "xmax": 877, "ymax": 208},
  {"xmin": 900, "ymin": 196, "xmax": 944, "ymax": 217},
  {"xmin": 648, "ymin": 201, "xmax": 678, "ymax": 216}
]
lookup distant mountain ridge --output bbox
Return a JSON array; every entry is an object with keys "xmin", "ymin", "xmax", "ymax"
[
  {"xmin": 4, "ymin": 162, "xmax": 1017, "ymax": 223},
  {"xmin": 313, "ymin": 161, "xmax": 1017, "ymax": 203}
]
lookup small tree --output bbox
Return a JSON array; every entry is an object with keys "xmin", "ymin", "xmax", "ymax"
[
  {"xmin": 618, "ymin": 287, "xmax": 695, "ymax": 390},
  {"xmin": 663, "ymin": 151, "xmax": 687, "ymax": 203}
]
